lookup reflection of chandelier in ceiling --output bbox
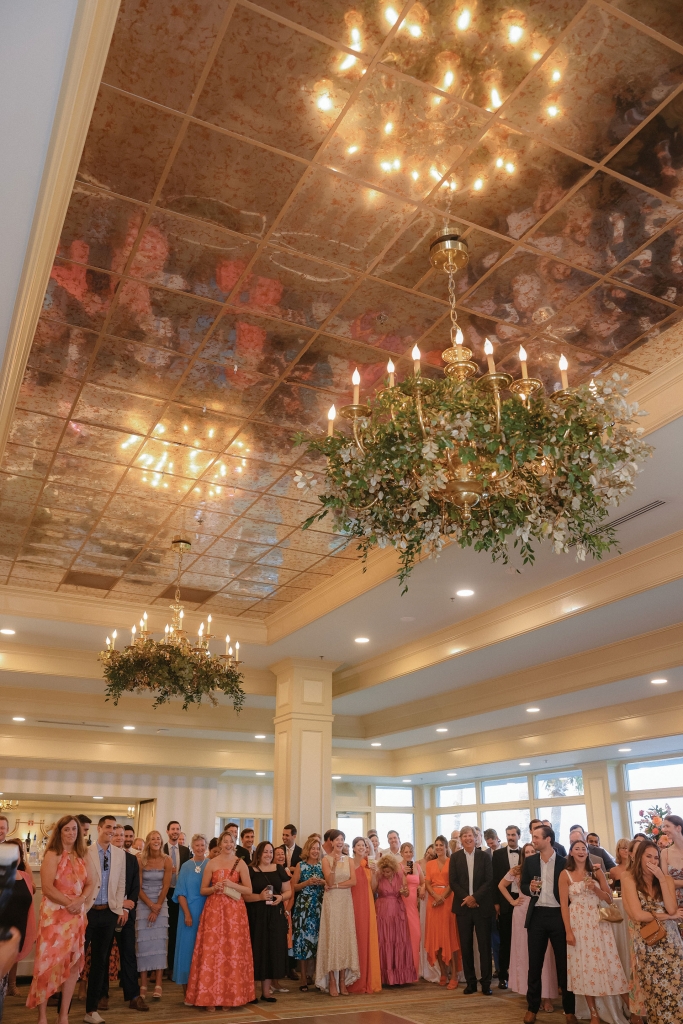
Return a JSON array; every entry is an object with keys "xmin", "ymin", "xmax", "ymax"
[
  {"xmin": 99, "ymin": 537, "xmax": 245, "ymax": 711},
  {"xmin": 0, "ymin": 800, "xmax": 18, "ymax": 811},
  {"xmin": 297, "ymin": 233, "xmax": 653, "ymax": 587}
]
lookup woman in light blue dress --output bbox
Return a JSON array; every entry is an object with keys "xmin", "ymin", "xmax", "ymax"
[
  {"xmin": 136, "ymin": 831, "xmax": 172, "ymax": 1000},
  {"xmin": 172, "ymin": 834, "xmax": 209, "ymax": 995}
]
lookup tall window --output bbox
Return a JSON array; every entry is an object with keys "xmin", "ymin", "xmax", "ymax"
[
  {"xmin": 625, "ymin": 757, "xmax": 683, "ymax": 836},
  {"xmin": 375, "ymin": 787, "xmax": 414, "ymax": 847}
]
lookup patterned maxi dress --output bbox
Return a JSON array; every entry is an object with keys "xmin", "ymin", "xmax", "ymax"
[
  {"xmin": 291, "ymin": 862, "xmax": 324, "ymax": 961},
  {"xmin": 631, "ymin": 890, "xmax": 683, "ymax": 1024},
  {"xmin": 565, "ymin": 874, "xmax": 628, "ymax": 996},
  {"xmin": 27, "ymin": 852, "xmax": 88, "ymax": 1007},
  {"xmin": 666, "ymin": 864, "xmax": 683, "ymax": 936}
]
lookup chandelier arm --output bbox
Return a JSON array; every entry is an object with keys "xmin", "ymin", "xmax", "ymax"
[
  {"xmin": 352, "ymin": 415, "xmax": 367, "ymax": 454},
  {"xmin": 414, "ymin": 386, "xmax": 428, "ymax": 439}
]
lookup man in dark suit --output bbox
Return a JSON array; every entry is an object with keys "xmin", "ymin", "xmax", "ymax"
[
  {"xmin": 279, "ymin": 824, "xmax": 302, "ymax": 870},
  {"xmin": 237, "ymin": 826, "xmax": 254, "ymax": 863},
  {"xmin": 163, "ymin": 820, "xmax": 190, "ymax": 979},
  {"xmin": 492, "ymin": 825, "xmax": 522, "ymax": 990},
  {"xmin": 105, "ymin": 825, "xmax": 148, "ymax": 1010},
  {"xmin": 521, "ymin": 824, "xmax": 577, "ymax": 1024},
  {"xmin": 449, "ymin": 824, "xmax": 493, "ymax": 995},
  {"xmin": 541, "ymin": 820, "xmax": 567, "ymax": 857}
]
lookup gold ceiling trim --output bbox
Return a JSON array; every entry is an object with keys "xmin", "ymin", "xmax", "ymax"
[{"xmin": 0, "ymin": 0, "xmax": 120, "ymax": 458}]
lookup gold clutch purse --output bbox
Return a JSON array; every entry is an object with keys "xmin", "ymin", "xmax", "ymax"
[{"xmin": 598, "ymin": 904, "xmax": 623, "ymax": 923}]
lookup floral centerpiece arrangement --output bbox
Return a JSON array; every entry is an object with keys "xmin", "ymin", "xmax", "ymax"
[{"xmin": 633, "ymin": 803, "xmax": 673, "ymax": 846}]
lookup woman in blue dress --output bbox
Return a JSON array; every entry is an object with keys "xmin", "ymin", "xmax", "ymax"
[
  {"xmin": 172, "ymin": 834, "xmax": 209, "ymax": 998},
  {"xmin": 291, "ymin": 836, "xmax": 325, "ymax": 990}
]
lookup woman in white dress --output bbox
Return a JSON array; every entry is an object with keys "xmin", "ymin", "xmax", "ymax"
[
  {"xmin": 559, "ymin": 839, "xmax": 629, "ymax": 1023},
  {"xmin": 315, "ymin": 830, "xmax": 359, "ymax": 995}
]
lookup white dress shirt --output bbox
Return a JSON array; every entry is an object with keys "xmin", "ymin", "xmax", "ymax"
[
  {"xmin": 507, "ymin": 847, "xmax": 520, "ymax": 893},
  {"xmin": 284, "ymin": 844, "xmax": 295, "ymax": 867},
  {"xmin": 464, "ymin": 849, "xmax": 476, "ymax": 896},
  {"xmin": 537, "ymin": 851, "xmax": 560, "ymax": 908}
]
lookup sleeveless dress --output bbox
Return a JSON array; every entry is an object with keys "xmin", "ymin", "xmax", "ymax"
[
  {"xmin": 424, "ymin": 858, "xmax": 460, "ymax": 968},
  {"xmin": 246, "ymin": 865, "xmax": 289, "ymax": 980},
  {"xmin": 375, "ymin": 871, "xmax": 417, "ymax": 985},
  {"xmin": 136, "ymin": 867, "xmax": 168, "ymax": 971},
  {"xmin": 666, "ymin": 863, "xmax": 683, "ymax": 936},
  {"xmin": 292, "ymin": 862, "xmax": 324, "ymax": 960},
  {"xmin": 315, "ymin": 855, "xmax": 360, "ymax": 991},
  {"xmin": 348, "ymin": 858, "xmax": 381, "ymax": 993},
  {"xmin": 27, "ymin": 852, "xmax": 88, "ymax": 1007},
  {"xmin": 186, "ymin": 865, "xmax": 255, "ymax": 1007},
  {"xmin": 172, "ymin": 858, "xmax": 208, "ymax": 985},
  {"xmin": 506, "ymin": 873, "xmax": 558, "ymax": 999},
  {"xmin": 401, "ymin": 864, "xmax": 421, "ymax": 974},
  {"xmin": 565, "ymin": 872, "xmax": 628, "ymax": 996},
  {"xmin": 631, "ymin": 890, "xmax": 683, "ymax": 1024}
]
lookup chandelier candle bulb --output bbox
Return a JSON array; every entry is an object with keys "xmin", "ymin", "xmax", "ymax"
[
  {"xmin": 225, "ymin": 634, "xmax": 230, "ymax": 655},
  {"xmin": 559, "ymin": 354, "xmax": 569, "ymax": 390},
  {"xmin": 327, "ymin": 405, "xmax": 336, "ymax": 436},
  {"xmin": 484, "ymin": 338, "xmax": 496, "ymax": 373},
  {"xmin": 412, "ymin": 345, "xmax": 421, "ymax": 375},
  {"xmin": 235, "ymin": 641, "xmax": 240, "ymax": 662},
  {"xmin": 352, "ymin": 368, "xmax": 360, "ymax": 405},
  {"xmin": 106, "ymin": 636, "xmax": 111, "ymax": 650},
  {"xmin": 387, "ymin": 359, "xmax": 395, "ymax": 387},
  {"xmin": 131, "ymin": 624, "xmax": 136, "ymax": 642},
  {"xmin": 455, "ymin": 327, "xmax": 463, "ymax": 346},
  {"xmin": 112, "ymin": 630, "xmax": 116, "ymax": 649},
  {"xmin": 519, "ymin": 346, "xmax": 528, "ymax": 379}
]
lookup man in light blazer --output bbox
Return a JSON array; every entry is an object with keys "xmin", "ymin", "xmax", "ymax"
[
  {"xmin": 449, "ymin": 824, "xmax": 494, "ymax": 995},
  {"xmin": 521, "ymin": 824, "xmax": 577, "ymax": 1024},
  {"xmin": 84, "ymin": 815, "xmax": 127, "ymax": 1024}
]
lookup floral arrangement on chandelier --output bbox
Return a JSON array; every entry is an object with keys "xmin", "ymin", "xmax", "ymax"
[
  {"xmin": 294, "ymin": 235, "xmax": 653, "ymax": 589},
  {"xmin": 99, "ymin": 537, "xmax": 245, "ymax": 711}
]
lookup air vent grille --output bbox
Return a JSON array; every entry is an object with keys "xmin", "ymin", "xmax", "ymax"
[
  {"xmin": 591, "ymin": 500, "xmax": 665, "ymax": 536},
  {"xmin": 159, "ymin": 585, "xmax": 216, "ymax": 604},
  {"xmin": 62, "ymin": 572, "xmax": 118, "ymax": 591}
]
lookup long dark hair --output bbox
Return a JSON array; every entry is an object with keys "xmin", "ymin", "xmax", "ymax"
[
  {"xmin": 45, "ymin": 815, "xmax": 86, "ymax": 859},
  {"xmin": 511, "ymin": 842, "xmax": 535, "ymax": 878},
  {"xmin": 251, "ymin": 841, "xmax": 274, "ymax": 869},
  {"xmin": 566, "ymin": 840, "xmax": 597, "ymax": 878},
  {"xmin": 630, "ymin": 840, "xmax": 663, "ymax": 900}
]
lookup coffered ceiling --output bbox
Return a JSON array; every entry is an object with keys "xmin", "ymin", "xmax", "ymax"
[{"xmin": 2, "ymin": 0, "xmax": 683, "ymax": 624}]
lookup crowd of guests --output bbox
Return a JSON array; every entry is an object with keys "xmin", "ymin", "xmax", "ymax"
[{"xmin": 3, "ymin": 812, "xmax": 683, "ymax": 1022}]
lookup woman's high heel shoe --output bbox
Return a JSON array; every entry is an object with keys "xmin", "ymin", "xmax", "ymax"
[{"xmin": 153, "ymin": 985, "xmax": 162, "ymax": 1000}]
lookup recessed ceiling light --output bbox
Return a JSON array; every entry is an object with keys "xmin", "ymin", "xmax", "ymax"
[
  {"xmin": 526, "ymin": 707, "xmax": 540, "ymax": 713},
  {"xmin": 519, "ymin": 762, "xmax": 531, "ymax": 766},
  {"xmin": 0, "ymin": 629, "xmax": 15, "ymax": 635},
  {"xmin": 355, "ymin": 637, "xmax": 370, "ymax": 643},
  {"xmin": 255, "ymin": 772, "xmax": 266, "ymax": 776},
  {"xmin": 93, "ymin": 796, "xmax": 103, "ymax": 800},
  {"xmin": 332, "ymin": 775, "xmax": 342, "ymax": 780},
  {"xmin": 123, "ymin": 725, "xmax": 135, "ymax": 731},
  {"xmin": 618, "ymin": 748, "xmax": 631, "ymax": 752},
  {"xmin": 446, "ymin": 772, "xmax": 457, "ymax": 776},
  {"xmin": 371, "ymin": 742, "xmax": 382, "ymax": 747},
  {"xmin": 254, "ymin": 734, "xmax": 266, "ymax": 739},
  {"xmin": 436, "ymin": 727, "xmax": 448, "ymax": 733},
  {"xmin": 402, "ymin": 779, "xmax": 412, "ymax": 782},
  {"xmin": 456, "ymin": 589, "xmax": 474, "ymax": 597},
  {"xmin": 12, "ymin": 717, "xmax": 25, "ymax": 722},
  {"xmin": 651, "ymin": 678, "xmax": 668, "ymax": 685}
]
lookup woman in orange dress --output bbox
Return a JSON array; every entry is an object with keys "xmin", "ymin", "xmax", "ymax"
[
  {"xmin": 400, "ymin": 842, "xmax": 424, "ymax": 976},
  {"xmin": 424, "ymin": 835, "xmax": 461, "ymax": 988},
  {"xmin": 27, "ymin": 815, "xmax": 95, "ymax": 1024},
  {"xmin": 348, "ymin": 837, "xmax": 381, "ymax": 993},
  {"xmin": 186, "ymin": 829, "xmax": 255, "ymax": 1010}
]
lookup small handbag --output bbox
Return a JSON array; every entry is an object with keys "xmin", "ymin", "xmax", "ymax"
[
  {"xmin": 599, "ymin": 903, "xmax": 623, "ymax": 923},
  {"xmin": 640, "ymin": 918, "xmax": 667, "ymax": 945}
]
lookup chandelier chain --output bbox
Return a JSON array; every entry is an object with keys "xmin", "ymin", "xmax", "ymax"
[{"xmin": 448, "ymin": 265, "xmax": 459, "ymax": 346}]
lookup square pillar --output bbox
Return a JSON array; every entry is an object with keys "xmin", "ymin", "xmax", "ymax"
[{"xmin": 270, "ymin": 658, "xmax": 339, "ymax": 841}]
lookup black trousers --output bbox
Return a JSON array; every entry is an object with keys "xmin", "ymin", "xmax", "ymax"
[
  {"xmin": 526, "ymin": 907, "xmax": 575, "ymax": 1015},
  {"xmin": 85, "ymin": 907, "xmax": 118, "ymax": 1013},
  {"xmin": 166, "ymin": 888, "xmax": 178, "ymax": 973},
  {"xmin": 104, "ymin": 912, "xmax": 139, "ymax": 1002},
  {"xmin": 497, "ymin": 900, "xmax": 516, "ymax": 981},
  {"xmin": 454, "ymin": 906, "xmax": 492, "ymax": 991}
]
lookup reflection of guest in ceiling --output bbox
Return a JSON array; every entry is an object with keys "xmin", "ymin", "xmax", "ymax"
[
  {"xmin": 506, "ymin": 181, "xmax": 569, "ymax": 241},
  {"xmin": 47, "ymin": 239, "xmax": 114, "ymax": 326},
  {"xmin": 348, "ymin": 309, "xmax": 405, "ymax": 352}
]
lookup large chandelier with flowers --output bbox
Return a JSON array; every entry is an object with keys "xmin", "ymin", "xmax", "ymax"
[
  {"xmin": 99, "ymin": 536, "xmax": 245, "ymax": 710},
  {"xmin": 296, "ymin": 234, "xmax": 653, "ymax": 588}
]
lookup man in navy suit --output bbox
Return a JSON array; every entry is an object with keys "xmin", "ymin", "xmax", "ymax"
[{"xmin": 521, "ymin": 824, "xmax": 576, "ymax": 1024}]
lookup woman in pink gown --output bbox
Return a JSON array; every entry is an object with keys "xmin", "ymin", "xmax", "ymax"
[
  {"xmin": 375, "ymin": 856, "xmax": 417, "ymax": 986},
  {"xmin": 399, "ymin": 842, "xmax": 423, "ymax": 976},
  {"xmin": 499, "ymin": 843, "xmax": 558, "ymax": 1012},
  {"xmin": 186, "ymin": 830, "xmax": 255, "ymax": 1009}
]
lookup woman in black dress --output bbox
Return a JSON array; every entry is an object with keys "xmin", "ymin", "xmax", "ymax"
[{"xmin": 243, "ymin": 842, "xmax": 291, "ymax": 1002}]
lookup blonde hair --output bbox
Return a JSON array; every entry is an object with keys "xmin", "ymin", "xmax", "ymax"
[
  {"xmin": 45, "ymin": 816, "xmax": 86, "ymax": 859},
  {"xmin": 615, "ymin": 838, "xmax": 630, "ymax": 865},
  {"xmin": 377, "ymin": 853, "xmax": 399, "ymax": 875},
  {"xmin": 190, "ymin": 833, "xmax": 207, "ymax": 847},
  {"xmin": 301, "ymin": 835, "xmax": 321, "ymax": 862},
  {"xmin": 140, "ymin": 830, "xmax": 164, "ymax": 868}
]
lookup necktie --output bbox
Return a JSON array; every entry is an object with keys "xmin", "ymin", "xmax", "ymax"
[{"xmin": 171, "ymin": 845, "xmax": 178, "ymax": 885}]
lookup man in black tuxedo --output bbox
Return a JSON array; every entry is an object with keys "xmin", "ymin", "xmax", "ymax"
[
  {"xmin": 279, "ymin": 824, "xmax": 302, "ymax": 870},
  {"xmin": 492, "ymin": 824, "xmax": 522, "ymax": 990},
  {"xmin": 449, "ymin": 825, "xmax": 493, "ymax": 995},
  {"xmin": 163, "ymin": 820, "xmax": 190, "ymax": 978},
  {"xmin": 105, "ymin": 825, "xmax": 148, "ymax": 1010},
  {"xmin": 521, "ymin": 824, "xmax": 577, "ymax": 1024}
]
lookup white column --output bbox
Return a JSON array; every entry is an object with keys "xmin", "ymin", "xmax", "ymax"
[{"xmin": 270, "ymin": 658, "xmax": 338, "ymax": 841}]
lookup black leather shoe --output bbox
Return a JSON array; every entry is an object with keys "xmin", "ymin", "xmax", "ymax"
[
  {"xmin": 463, "ymin": 986, "xmax": 477, "ymax": 994},
  {"xmin": 481, "ymin": 989, "xmax": 492, "ymax": 995},
  {"xmin": 498, "ymin": 979, "xmax": 508, "ymax": 989}
]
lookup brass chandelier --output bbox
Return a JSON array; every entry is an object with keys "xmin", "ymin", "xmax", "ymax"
[
  {"xmin": 99, "ymin": 537, "xmax": 245, "ymax": 710},
  {"xmin": 297, "ymin": 233, "xmax": 652, "ymax": 587}
]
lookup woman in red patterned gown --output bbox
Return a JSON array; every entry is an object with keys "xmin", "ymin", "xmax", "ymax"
[{"xmin": 186, "ymin": 830, "xmax": 255, "ymax": 1010}]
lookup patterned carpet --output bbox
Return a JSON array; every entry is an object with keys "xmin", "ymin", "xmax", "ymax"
[{"xmin": 5, "ymin": 979, "xmax": 568, "ymax": 1024}]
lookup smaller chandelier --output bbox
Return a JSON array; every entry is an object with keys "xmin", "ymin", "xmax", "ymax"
[
  {"xmin": 100, "ymin": 537, "xmax": 245, "ymax": 711},
  {"xmin": 296, "ymin": 232, "xmax": 652, "ymax": 587},
  {"xmin": 0, "ymin": 800, "xmax": 18, "ymax": 811}
]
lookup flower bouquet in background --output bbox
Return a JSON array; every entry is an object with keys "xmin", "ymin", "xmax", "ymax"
[{"xmin": 634, "ymin": 803, "xmax": 672, "ymax": 847}]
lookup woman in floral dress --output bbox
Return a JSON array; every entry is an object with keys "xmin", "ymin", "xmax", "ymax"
[
  {"xmin": 559, "ymin": 840, "xmax": 629, "ymax": 1022},
  {"xmin": 661, "ymin": 813, "xmax": 683, "ymax": 935},
  {"xmin": 291, "ymin": 837, "xmax": 325, "ymax": 990},
  {"xmin": 622, "ymin": 840, "xmax": 683, "ymax": 1024},
  {"xmin": 27, "ymin": 816, "xmax": 95, "ymax": 1024}
]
